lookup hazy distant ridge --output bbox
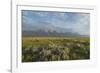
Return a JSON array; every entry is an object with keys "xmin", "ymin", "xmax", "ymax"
[{"xmin": 22, "ymin": 30, "xmax": 89, "ymax": 37}]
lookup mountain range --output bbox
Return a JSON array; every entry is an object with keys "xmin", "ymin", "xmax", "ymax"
[{"xmin": 22, "ymin": 23, "xmax": 89, "ymax": 37}]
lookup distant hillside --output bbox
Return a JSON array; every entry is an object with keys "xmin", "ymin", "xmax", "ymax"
[
  {"xmin": 22, "ymin": 22, "xmax": 89, "ymax": 37},
  {"xmin": 22, "ymin": 30, "xmax": 89, "ymax": 37}
]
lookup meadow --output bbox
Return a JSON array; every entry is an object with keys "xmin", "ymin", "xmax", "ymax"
[{"xmin": 22, "ymin": 37, "xmax": 90, "ymax": 62}]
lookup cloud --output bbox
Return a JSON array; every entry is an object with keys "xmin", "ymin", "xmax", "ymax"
[
  {"xmin": 22, "ymin": 10, "xmax": 90, "ymax": 35},
  {"xmin": 73, "ymin": 13, "xmax": 90, "ymax": 35}
]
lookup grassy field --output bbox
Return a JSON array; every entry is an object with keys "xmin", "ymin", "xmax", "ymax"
[{"xmin": 22, "ymin": 37, "xmax": 90, "ymax": 62}]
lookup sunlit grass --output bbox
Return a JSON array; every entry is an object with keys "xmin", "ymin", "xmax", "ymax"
[{"xmin": 22, "ymin": 37, "xmax": 90, "ymax": 62}]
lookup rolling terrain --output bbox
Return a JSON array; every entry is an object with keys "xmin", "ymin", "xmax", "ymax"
[{"xmin": 22, "ymin": 37, "xmax": 90, "ymax": 62}]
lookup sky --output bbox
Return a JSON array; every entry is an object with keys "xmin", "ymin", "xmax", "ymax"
[{"xmin": 22, "ymin": 10, "xmax": 90, "ymax": 36}]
